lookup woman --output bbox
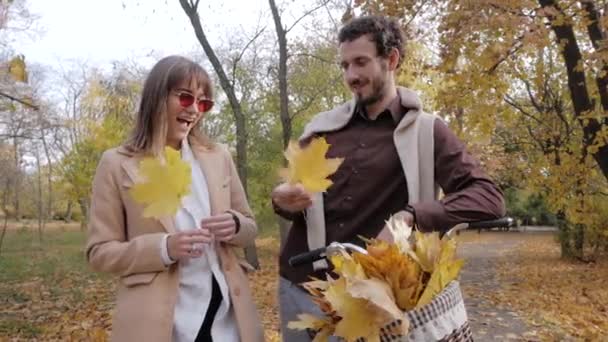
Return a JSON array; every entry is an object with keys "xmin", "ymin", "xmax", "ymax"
[{"xmin": 86, "ymin": 55, "xmax": 264, "ymax": 342}]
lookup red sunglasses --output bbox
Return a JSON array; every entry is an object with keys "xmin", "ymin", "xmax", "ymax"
[{"xmin": 173, "ymin": 91, "xmax": 214, "ymax": 112}]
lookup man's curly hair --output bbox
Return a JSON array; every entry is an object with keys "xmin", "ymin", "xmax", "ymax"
[{"xmin": 338, "ymin": 15, "xmax": 404, "ymax": 68}]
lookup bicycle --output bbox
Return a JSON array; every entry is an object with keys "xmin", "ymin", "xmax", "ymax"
[{"xmin": 288, "ymin": 217, "xmax": 514, "ymax": 342}]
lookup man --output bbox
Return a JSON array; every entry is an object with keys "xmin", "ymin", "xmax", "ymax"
[{"xmin": 271, "ymin": 15, "xmax": 505, "ymax": 341}]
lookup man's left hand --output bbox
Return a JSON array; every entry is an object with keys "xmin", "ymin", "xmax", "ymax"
[{"xmin": 376, "ymin": 210, "xmax": 414, "ymax": 242}]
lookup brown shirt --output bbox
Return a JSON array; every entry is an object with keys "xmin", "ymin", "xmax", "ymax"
[{"xmin": 275, "ymin": 96, "xmax": 505, "ymax": 284}]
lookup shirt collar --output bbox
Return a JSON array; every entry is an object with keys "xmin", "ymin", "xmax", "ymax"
[{"xmin": 357, "ymin": 93, "xmax": 405, "ymax": 124}]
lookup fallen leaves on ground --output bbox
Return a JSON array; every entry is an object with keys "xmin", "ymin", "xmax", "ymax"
[
  {"xmin": 248, "ymin": 237, "xmax": 281, "ymax": 341},
  {"xmin": 4, "ymin": 228, "xmax": 606, "ymax": 341},
  {"xmin": 486, "ymin": 234, "xmax": 608, "ymax": 340},
  {"xmin": 1, "ymin": 258, "xmax": 114, "ymax": 341}
]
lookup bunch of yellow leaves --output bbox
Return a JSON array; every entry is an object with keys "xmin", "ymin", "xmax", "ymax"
[
  {"xmin": 413, "ymin": 231, "xmax": 465, "ymax": 307},
  {"xmin": 129, "ymin": 146, "xmax": 192, "ymax": 219},
  {"xmin": 279, "ymin": 137, "xmax": 344, "ymax": 193},
  {"xmin": 289, "ymin": 251, "xmax": 408, "ymax": 342},
  {"xmin": 289, "ymin": 216, "xmax": 465, "ymax": 341}
]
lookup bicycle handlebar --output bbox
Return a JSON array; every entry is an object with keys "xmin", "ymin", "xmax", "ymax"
[
  {"xmin": 468, "ymin": 217, "xmax": 514, "ymax": 229},
  {"xmin": 288, "ymin": 217, "xmax": 515, "ymax": 267},
  {"xmin": 288, "ymin": 242, "xmax": 367, "ymax": 267},
  {"xmin": 288, "ymin": 246, "xmax": 327, "ymax": 267}
]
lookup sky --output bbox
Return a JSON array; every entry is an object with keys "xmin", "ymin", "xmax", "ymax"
[{"xmin": 15, "ymin": 0, "xmax": 269, "ymax": 70}]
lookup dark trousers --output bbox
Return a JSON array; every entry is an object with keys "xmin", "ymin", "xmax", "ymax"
[{"xmin": 195, "ymin": 276, "xmax": 223, "ymax": 342}]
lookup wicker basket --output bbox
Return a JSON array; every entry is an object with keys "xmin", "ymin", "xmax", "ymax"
[
  {"xmin": 382, "ymin": 281, "xmax": 471, "ymax": 342},
  {"xmin": 335, "ymin": 281, "xmax": 472, "ymax": 342}
]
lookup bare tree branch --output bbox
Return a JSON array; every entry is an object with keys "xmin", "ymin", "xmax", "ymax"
[
  {"xmin": 286, "ymin": 0, "xmax": 332, "ymax": 34},
  {"xmin": 522, "ymin": 78, "xmax": 545, "ymax": 113},
  {"xmin": 0, "ymin": 91, "xmax": 39, "ymax": 110},
  {"xmin": 323, "ymin": 0, "xmax": 340, "ymax": 32},
  {"xmin": 0, "ymin": 132, "xmax": 35, "ymax": 139},
  {"xmin": 231, "ymin": 27, "xmax": 266, "ymax": 86},
  {"xmin": 289, "ymin": 52, "xmax": 334, "ymax": 64},
  {"xmin": 487, "ymin": 36, "xmax": 525, "ymax": 74},
  {"xmin": 404, "ymin": 0, "xmax": 431, "ymax": 31},
  {"xmin": 504, "ymin": 94, "xmax": 544, "ymax": 126},
  {"xmin": 291, "ymin": 74, "xmax": 343, "ymax": 119}
]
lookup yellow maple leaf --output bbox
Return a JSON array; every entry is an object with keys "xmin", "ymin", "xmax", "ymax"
[
  {"xmin": 330, "ymin": 252, "xmax": 366, "ymax": 280},
  {"xmin": 288, "ymin": 313, "xmax": 335, "ymax": 342},
  {"xmin": 385, "ymin": 214, "xmax": 413, "ymax": 254},
  {"xmin": 288, "ymin": 313, "xmax": 334, "ymax": 334},
  {"xmin": 325, "ymin": 278, "xmax": 395, "ymax": 342},
  {"xmin": 354, "ymin": 240, "xmax": 422, "ymax": 311},
  {"xmin": 416, "ymin": 237, "xmax": 464, "ymax": 308},
  {"xmin": 416, "ymin": 259, "xmax": 464, "ymax": 308},
  {"xmin": 129, "ymin": 146, "xmax": 191, "ymax": 218},
  {"xmin": 279, "ymin": 137, "xmax": 344, "ymax": 193},
  {"xmin": 411, "ymin": 231, "xmax": 442, "ymax": 273},
  {"xmin": 8, "ymin": 55, "xmax": 28, "ymax": 83},
  {"xmin": 347, "ymin": 277, "xmax": 405, "ymax": 322}
]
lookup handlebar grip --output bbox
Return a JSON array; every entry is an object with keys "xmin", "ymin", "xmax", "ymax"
[
  {"xmin": 288, "ymin": 247, "xmax": 327, "ymax": 267},
  {"xmin": 468, "ymin": 217, "xmax": 514, "ymax": 229}
]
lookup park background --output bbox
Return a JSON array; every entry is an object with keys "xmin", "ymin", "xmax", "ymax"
[{"xmin": 1, "ymin": 0, "xmax": 607, "ymax": 340}]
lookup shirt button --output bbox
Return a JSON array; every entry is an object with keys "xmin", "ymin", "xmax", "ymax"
[
  {"xmin": 359, "ymin": 142, "xmax": 366, "ymax": 148},
  {"xmin": 345, "ymin": 196, "xmax": 352, "ymax": 201},
  {"xmin": 352, "ymin": 168, "xmax": 358, "ymax": 174},
  {"xmin": 339, "ymin": 223, "xmax": 345, "ymax": 228}
]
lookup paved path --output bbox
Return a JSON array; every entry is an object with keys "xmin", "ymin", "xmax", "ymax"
[{"xmin": 457, "ymin": 235, "xmax": 538, "ymax": 341}]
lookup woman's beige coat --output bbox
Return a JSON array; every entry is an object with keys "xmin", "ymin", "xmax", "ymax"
[{"xmin": 86, "ymin": 142, "xmax": 264, "ymax": 342}]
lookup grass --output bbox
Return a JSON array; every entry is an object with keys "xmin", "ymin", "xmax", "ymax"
[
  {"xmin": 0, "ymin": 225, "xmax": 111, "ymax": 340},
  {"xmin": 0, "ymin": 222, "xmax": 277, "ymax": 341},
  {"xmin": 0, "ymin": 227, "xmax": 97, "ymax": 282}
]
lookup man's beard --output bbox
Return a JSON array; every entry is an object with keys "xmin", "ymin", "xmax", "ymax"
[
  {"xmin": 353, "ymin": 61, "xmax": 389, "ymax": 108},
  {"xmin": 355, "ymin": 75, "xmax": 386, "ymax": 107}
]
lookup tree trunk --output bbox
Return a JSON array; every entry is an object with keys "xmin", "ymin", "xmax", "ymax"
[
  {"xmin": 556, "ymin": 211, "xmax": 572, "ymax": 258},
  {"xmin": 78, "ymin": 198, "xmax": 88, "ymax": 231},
  {"xmin": 179, "ymin": 0, "xmax": 249, "ymax": 189},
  {"xmin": 41, "ymin": 129, "xmax": 53, "ymax": 222},
  {"xmin": 64, "ymin": 200, "xmax": 73, "ymax": 222},
  {"xmin": 12, "ymin": 139, "xmax": 20, "ymax": 221},
  {"xmin": 269, "ymin": 0, "xmax": 295, "ymax": 247},
  {"xmin": 0, "ymin": 181, "xmax": 10, "ymax": 256},
  {"xmin": 179, "ymin": 0, "xmax": 258, "ymax": 269},
  {"xmin": 579, "ymin": 0, "xmax": 608, "ymax": 175},
  {"xmin": 269, "ymin": 0, "xmax": 292, "ymax": 149},
  {"xmin": 573, "ymin": 223, "xmax": 585, "ymax": 259},
  {"xmin": 0, "ymin": 213, "xmax": 8, "ymax": 256},
  {"xmin": 539, "ymin": 0, "xmax": 608, "ymax": 180},
  {"xmin": 35, "ymin": 146, "xmax": 44, "ymax": 244}
]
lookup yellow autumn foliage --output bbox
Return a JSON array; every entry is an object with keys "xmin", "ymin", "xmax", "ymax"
[
  {"xmin": 129, "ymin": 147, "xmax": 191, "ymax": 219},
  {"xmin": 279, "ymin": 137, "xmax": 344, "ymax": 193}
]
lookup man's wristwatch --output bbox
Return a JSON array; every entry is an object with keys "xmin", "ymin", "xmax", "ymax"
[{"xmin": 404, "ymin": 204, "xmax": 416, "ymax": 225}]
